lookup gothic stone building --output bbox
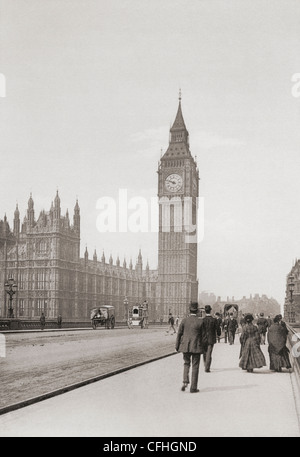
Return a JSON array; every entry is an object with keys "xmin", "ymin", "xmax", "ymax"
[
  {"xmin": 0, "ymin": 98, "xmax": 198, "ymax": 321},
  {"xmin": 285, "ymin": 260, "xmax": 300, "ymax": 323},
  {"xmin": 0, "ymin": 194, "xmax": 157, "ymax": 321}
]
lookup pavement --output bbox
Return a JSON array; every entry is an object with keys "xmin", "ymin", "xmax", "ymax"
[{"xmin": 0, "ymin": 341, "xmax": 299, "ymax": 437}]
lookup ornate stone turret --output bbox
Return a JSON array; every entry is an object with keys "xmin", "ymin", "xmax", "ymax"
[
  {"xmin": 93, "ymin": 249, "xmax": 97, "ymax": 262},
  {"xmin": 84, "ymin": 246, "xmax": 88, "ymax": 264},
  {"xmin": 73, "ymin": 199, "xmax": 80, "ymax": 233},
  {"xmin": 21, "ymin": 215, "xmax": 27, "ymax": 234},
  {"xmin": 54, "ymin": 191, "xmax": 61, "ymax": 221},
  {"xmin": 167, "ymin": 90, "xmax": 190, "ymax": 155},
  {"xmin": 65, "ymin": 209, "xmax": 70, "ymax": 229},
  {"xmin": 2, "ymin": 214, "xmax": 7, "ymax": 237},
  {"xmin": 136, "ymin": 249, "xmax": 143, "ymax": 276},
  {"xmin": 50, "ymin": 201, "xmax": 54, "ymax": 224},
  {"xmin": 13, "ymin": 204, "xmax": 20, "ymax": 238},
  {"xmin": 27, "ymin": 193, "xmax": 35, "ymax": 228}
]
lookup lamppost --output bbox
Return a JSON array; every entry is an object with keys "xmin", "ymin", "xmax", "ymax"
[
  {"xmin": 124, "ymin": 296, "xmax": 129, "ymax": 321},
  {"xmin": 5, "ymin": 277, "xmax": 17, "ymax": 318},
  {"xmin": 288, "ymin": 275, "xmax": 295, "ymax": 323}
]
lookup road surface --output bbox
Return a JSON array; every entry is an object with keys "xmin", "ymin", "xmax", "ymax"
[{"xmin": 0, "ymin": 327, "xmax": 175, "ymax": 410}]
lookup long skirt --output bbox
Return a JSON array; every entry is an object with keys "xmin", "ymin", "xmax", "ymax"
[
  {"xmin": 268, "ymin": 345, "xmax": 291, "ymax": 371},
  {"xmin": 239, "ymin": 338, "xmax": 266, "ymax": 370}
]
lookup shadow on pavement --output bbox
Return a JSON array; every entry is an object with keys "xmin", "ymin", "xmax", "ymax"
[
  {"xmin": 200, "ymin": 384, "xmax": 258, "ymax": 393},
  {"xmin": 212, "ymin": 367, "xmax": 241, "ymax": 372}
]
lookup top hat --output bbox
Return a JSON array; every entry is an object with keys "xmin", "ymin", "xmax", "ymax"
[
  {"xmin": 245, "ymin": 314, "xmax": 254, "ymax": 323},
  {"xmin": 189, "ymin": 302, "xmax": 198, "ymax": 313}
]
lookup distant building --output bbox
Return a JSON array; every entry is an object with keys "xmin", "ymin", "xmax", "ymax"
[
  {"xmin": 199, "ymin": 291, "xmax": 280, "ymax": 316},
  {"xmin": 234, "ymin": 294, "xmax": 280, "ymax": 317},
  {"xmin": 199, "ymin": 291, "xmax": 217, "ymax": 307}
]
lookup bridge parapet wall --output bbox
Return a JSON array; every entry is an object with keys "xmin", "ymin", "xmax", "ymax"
[{"xmin": 287, "ymin": 324, "xmax": 300, "ymax": 425}]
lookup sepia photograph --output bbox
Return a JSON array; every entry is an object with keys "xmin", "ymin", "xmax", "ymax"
[{"xmin": 0, "ymin": 0, "xmax": 300, "ymax": 441}]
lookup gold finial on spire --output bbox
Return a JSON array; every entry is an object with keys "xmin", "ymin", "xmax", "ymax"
[{"xmin": 179, "ymin": 88, "xmax": 182, "ymax": 102}]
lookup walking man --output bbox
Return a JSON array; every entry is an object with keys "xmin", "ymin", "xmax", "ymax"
[
  {"xmin": 227, "ymin": 313, "xmax": 238, "ymax": 345},
  {"xmin": 166, "ymin": 313, "xmax": 176, "ymax": 334},
  {"xmin": 175, "ymin": 302, "xmax": 204, "ymax": 393},
  {"xmin": 215, "ymin": 312, "xmax": 223, "ymax": 343},
  {"xmin": 256, "ymin": 312, "xmax": 268, "ymax": 345},
  {"xmin": 222, "ymin": 313, "xmax": 229, "ymax": 343},
  {"xmin": 202, "ymin": 305, "xmax": 221, "ymax": 372}
]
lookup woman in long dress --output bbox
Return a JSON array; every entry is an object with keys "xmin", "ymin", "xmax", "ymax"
[
  {"xmin": 239, "ymin": 314, "xmax": 266, "ymax": 372},
  {"xmin": 267, "ymin": 315, "xmax": 291, "ymax": 372}
]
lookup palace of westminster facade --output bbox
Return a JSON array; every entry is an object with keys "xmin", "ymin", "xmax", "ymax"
[{"xmin": 0, "ymin": 98, "xmax": 199, "ymax": 321}]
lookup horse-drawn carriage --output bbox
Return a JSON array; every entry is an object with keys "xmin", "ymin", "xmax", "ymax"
[
  {"xmin": 127, "ymin": 301, "xmax": 149, "ymax": 328},
  {"xmin": 224, "ymin": 303, "xmax": 239, "ymax": 317},
  {"xmin": 90, "ymin": 305, "xmax": 115, "ymax": 329}
]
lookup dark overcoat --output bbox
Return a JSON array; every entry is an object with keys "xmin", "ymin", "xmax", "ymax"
[
  {"xmin": 202, "ymin": 316, "xmax": 221, "ymax": 346},
  {"xmin": 175, "ymin": 315, "xmax": 204, "ymax": 354}
]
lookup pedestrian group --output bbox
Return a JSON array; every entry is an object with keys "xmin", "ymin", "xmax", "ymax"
[{"xmin": 175, "ymin": 302, "xmax": 292, "ymax": 393}]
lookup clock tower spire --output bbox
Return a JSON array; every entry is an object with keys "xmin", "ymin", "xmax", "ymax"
[
  {"xmin": 164, "ymin": 91, "xmax": 190, "ymax": 157},
  {"xmin": 157, "ymin": 95, "xmax": 199, "ymax": 319}
]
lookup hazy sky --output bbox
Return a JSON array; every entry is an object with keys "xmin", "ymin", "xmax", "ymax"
[{"xmin": 1, "ymin": 0, "xmax": 300, "ymax": 306}]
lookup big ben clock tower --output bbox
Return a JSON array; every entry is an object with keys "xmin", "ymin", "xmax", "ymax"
[{"xmin": 157, "ymin": 93, "xmax": 199, "ymax": 319}]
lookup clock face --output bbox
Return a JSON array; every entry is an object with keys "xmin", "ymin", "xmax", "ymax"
[{"xmin": 165, "ymin": 174, "xmax": 183, "ymax": 192}]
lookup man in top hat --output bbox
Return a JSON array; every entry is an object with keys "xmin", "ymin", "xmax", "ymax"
[
  {"xmin": 227, "ymin": 313, "xmax": 238, "ymax": 345},
  {"xmin": 202, "ymin": 305, "xmax": 221, "ymax": 372},
  {"xmin": 175, "ymin": 302, "xmax": 204, "ymax": 393},
  {"xmin": 222, "ymin": 313, "xmax": 230, "ymax": 343}
]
